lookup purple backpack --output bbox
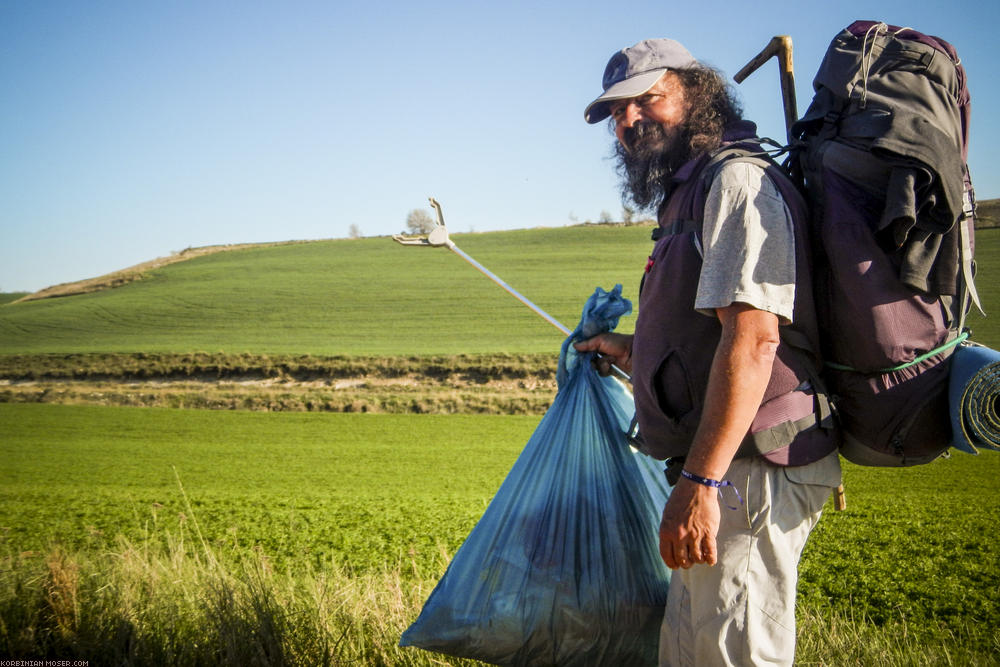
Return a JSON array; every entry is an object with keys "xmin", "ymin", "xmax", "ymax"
[{"xmin": 788, "ymin": 21, "xmax": 980, "ymax": 465}]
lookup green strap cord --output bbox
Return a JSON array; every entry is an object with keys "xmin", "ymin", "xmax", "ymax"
[{"xmin": 825, "ymin": 331, "xmax": 970, "ymax": 373}]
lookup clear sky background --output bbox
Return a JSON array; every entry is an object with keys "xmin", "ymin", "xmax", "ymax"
[{"xmin": 2, "ymin": 0, "xmax": 997, "ymax": 292}]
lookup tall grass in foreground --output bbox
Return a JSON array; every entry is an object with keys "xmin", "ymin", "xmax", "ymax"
[
  {"xmin": 2, "ymin": 404, "xmax": 999, "ymax": 664},
  {"xmin": 0, "ymin": 537, "xmax": 469, "ymax": 666},
  {"xmin": 0, "ymin": 465, "xmax": 479, "ymax": 665},
  {"xmin": 4, "ymin": 536, "xmax": 997, "ymax": 666}
]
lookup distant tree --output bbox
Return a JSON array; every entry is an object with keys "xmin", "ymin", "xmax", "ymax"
[
  {"xmin": 598, "ymin": 210, "xmax": 614, "ymax": 224},
  {"xmin": 349, "ymin": 224, "xmax": 361, "ymax": 239},
  {"xmin": 622, "ymin": 205, "xmax": 635, "ymax": 224},
  {"xmin": 406, "ymin": 209, "xmax": 435, "ymax": 234}
]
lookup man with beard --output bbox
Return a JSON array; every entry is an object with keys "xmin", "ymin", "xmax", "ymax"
[{"xmin": 574, "ymin": 39, "xmax": 842, "ymax": 666}]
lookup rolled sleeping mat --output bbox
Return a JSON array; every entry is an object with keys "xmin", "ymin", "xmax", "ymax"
[{"xmin": 949, "ymin": 343, "xmax": 1000, "ymax": 453}]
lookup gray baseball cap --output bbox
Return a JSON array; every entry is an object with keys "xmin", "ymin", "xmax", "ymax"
[{"xmin": 584, "ymin": 38, "xmax": 698, "ymax": 124}]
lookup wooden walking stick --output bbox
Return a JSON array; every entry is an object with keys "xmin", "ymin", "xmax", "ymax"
[
  {"xmin": 734, "ymin": 35, "xmax": 848, "ymax": 511},
  {"xmin": 734, "ymin": 35, "xmax": 798, "ymax": 143}
]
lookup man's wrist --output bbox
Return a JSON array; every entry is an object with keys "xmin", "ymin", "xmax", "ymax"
[
  {"xmin": 679, "ymin": 468, "xmax": 744, "ymax": 508},
  {"xmin": 679, "ymin": 469, "xmax": 726, "ymax": 488},
  {"xmin": 672, "ymin": 473, "xmax": 718, "ymax": 497}
]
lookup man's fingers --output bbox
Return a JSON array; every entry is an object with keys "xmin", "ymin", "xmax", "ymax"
[
  {"xmin": 573, "ymin": 335, "xmax": 615, "ymax": 376},
  {"xmin": 701, "ymin": 534, "xmax": 718, "ymax": 566},
  {"xmin": 688, "ymin": 536, "xmax": 717, "ymax": 566},
  {"xmin": 660, "ymin": 536, "xmax": 678, "ymax": 569},
  {"xmin": 572, "ymin": 335, "xmax": 603, "ymax": 352},
  {"xmin": 689, "ymin": 539, "xmax": 703, "ymax": 564},
  {"xmin": 661, "ymin": 537, "xmax": 697, "ymax": 570},
  {"xmin": 593, "ymin": 355, "xmax": 613, "ymax": 376},
  {"xmin": 662, "ymin": 528, "xmax": 713, "ymax": 570}
]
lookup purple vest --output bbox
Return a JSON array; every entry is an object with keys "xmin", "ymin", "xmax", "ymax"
[{"xmin": 631, "ymin": 123, "xmax": 838, "ymax": 465}]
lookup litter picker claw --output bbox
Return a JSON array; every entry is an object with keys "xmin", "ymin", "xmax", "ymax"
[{"xmin": 393, "ymin": 198, "xmax": 631, "ymax": 383}]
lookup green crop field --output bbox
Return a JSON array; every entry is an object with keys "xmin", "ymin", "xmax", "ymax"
[
  {"xmin": 0, "ymin": 404, "xmax": 537, "ymax": 664},
  {"xmin": 0, "ymin": 404, "xmax": 535, "ymax": 574},
  {"xmin": 0, "ymin": 226, "xmax": 653, "ymax": 356},
  {"xmin": 3, "ymin": 225, "xmax": 1000, "ymax": 664},
  {"xmin": 1, "ymin": 404, "xmax": 998, "ymax": 664},
  {"xmin": 5, "ymin": 224, "xmax": 1000, "ymax": 358},
  {"xmin": 966, "ymin": 227, "xmax": 1000, "ymax": 344}
]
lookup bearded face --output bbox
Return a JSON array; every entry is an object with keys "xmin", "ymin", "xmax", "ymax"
[
  {"xmin": 613, "ymin": 118, "xmax": 696, "ymax": 212},
  {"xmin": 612, "ymin": 67, "xmax": 741, "ymax": 212}
]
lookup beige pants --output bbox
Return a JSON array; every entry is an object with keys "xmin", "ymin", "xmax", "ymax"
[{"xmin": 659, "ymin": 451, "xmax": 842, "ymax": 666}]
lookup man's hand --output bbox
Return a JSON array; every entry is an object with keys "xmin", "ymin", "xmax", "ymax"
[
  {"xmin": 573, "ymin": 333, "xmax": 634, "ymax": 376},
  {"xmin": 659, "ymin": 478, "xmax": 720, "ymax": 569}
]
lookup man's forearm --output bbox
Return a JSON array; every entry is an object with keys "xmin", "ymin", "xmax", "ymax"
[{"xmin": 681, "ymin": 304, "xmax": 779, "ymax": 481}]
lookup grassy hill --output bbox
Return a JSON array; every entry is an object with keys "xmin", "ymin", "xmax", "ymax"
[
  {"xmin": 5, "ymin": 221, "xmax": 1000, "ymax": 357},
  {"xmin": 975, "ymin": 197, "xmax": 1000, "ymax": 227},
  {"xmin": 0, "ymin": 225, "xmax": 653, "ymax": 357},
  {"xmin": 4, "ymin": 222, "xmax": 1000, "ymax": 413},
  {"xmin": 0, "ymin": 292, "xmax": 28, "ymax": 305}
]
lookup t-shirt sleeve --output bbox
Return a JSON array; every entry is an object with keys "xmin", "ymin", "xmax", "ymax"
[{"xmin": 694, "ymin": 160, "xmax": 796, "ymax": 324}]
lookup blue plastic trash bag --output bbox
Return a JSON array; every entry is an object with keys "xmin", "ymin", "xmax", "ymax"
[
  {"xmin": 949, "ymin": 342, "xmax": 1000, "ymax": 453},
  {"xmin": 400, "ymin": 286, "xmax": 671, "ymax": 666}
]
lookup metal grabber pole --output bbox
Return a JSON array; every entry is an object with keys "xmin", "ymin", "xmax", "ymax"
[
  {"xmin": 734, "ymin": 36, "xmax": 847, "ymax": 511},
  {"xmin": 393, "ymin": 198, "xmax": 631, "ymax": 383}
]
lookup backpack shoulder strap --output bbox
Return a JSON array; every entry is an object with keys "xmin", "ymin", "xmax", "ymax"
[
  {"xmin": 653, "ymin": 143, "xmax": 785, "ymax": 239},
  {"xmin": 700, "ymin": 143, "xmax": 779, "ymax": 184},
  {"xmin": 702, "ymin": 146, "xmax": 826, "ymax": 360},
  {"xmin": 654, "ymin": 141, "xmax": 798, "ymax": 239}
]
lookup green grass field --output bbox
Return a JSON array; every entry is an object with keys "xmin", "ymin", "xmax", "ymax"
[
  {"xmin": 0, "ymin": 404, "xmax": 534, "ymax": 574},
  {"xmin": 5, "ymin": 224, "xmax": 1000, "ymax": 358},
  {"xmin": 0, "ymin": 226, "xmax": 653, "ymax": 356},
  {"xmin": 4, "ymin": 225, "xmax": 1000, "ymax": 663},
  {"xmin": 1, "ymin": 404, "xmax": 998, "ymax": 664}
]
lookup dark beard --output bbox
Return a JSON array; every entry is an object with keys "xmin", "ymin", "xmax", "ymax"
[{"xmin": 614, "ymin": 121, "xmax": 694, "ymax": 212}]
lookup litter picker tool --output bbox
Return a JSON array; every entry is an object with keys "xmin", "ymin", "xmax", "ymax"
[
  {"xmin": 393, "ymin": 198, "xmax": 631, "ymax": 383},
  {"xmin": 735, "ymin": 35, "xmax": 847, "ymax": 511}
]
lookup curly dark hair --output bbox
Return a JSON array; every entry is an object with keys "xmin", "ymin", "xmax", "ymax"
[{"xmin": 671, "ymin": 66, "xmax": 744, "ymax": 156}]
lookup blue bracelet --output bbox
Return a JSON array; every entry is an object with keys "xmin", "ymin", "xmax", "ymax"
[
  {"xmin": 680, "ymin": 469, "xmax": 744, "ymax": 509},
  {"xmin": 679, "ymin": 469, "xmax": 724, "ymax": 487}
]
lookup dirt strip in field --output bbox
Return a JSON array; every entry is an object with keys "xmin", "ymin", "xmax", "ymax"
[{"xmin": 0, "ymin": 354, "xmax": 564, "ymax": 414}]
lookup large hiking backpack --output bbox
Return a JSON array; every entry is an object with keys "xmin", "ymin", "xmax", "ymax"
[{"xmin": 788, "ymin": 21, "xmax": 980, "ymax": 466}]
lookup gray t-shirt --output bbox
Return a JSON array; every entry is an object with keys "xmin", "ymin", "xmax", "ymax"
[{"xmin": 694, "ymin": 160, "xmax": 796, "ymax": 323}]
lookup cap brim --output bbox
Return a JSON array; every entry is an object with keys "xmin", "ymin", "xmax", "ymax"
[{"xmin": 584, "ymin": 69, "xmax": 667, "ymax": 124}]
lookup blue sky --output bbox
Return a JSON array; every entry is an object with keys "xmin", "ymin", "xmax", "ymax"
[{"xmin": 2, "ymin": 0, "xmax": 997, "ymax": 292}]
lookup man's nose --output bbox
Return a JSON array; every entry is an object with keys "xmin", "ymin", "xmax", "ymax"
[{"xmin": 618, "ymin": 101, "xmax": 642, "ymax": 129}]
